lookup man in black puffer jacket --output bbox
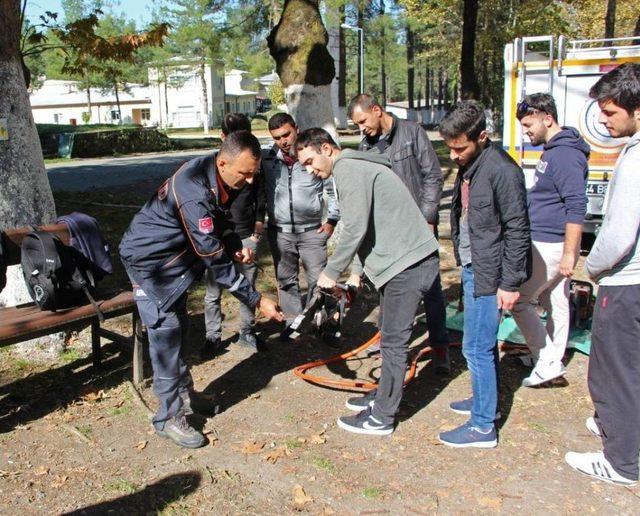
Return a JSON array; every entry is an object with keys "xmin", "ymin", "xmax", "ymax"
[{"xmin": 438, "ymin": 101, "xmax": 531, "ymax": 449}]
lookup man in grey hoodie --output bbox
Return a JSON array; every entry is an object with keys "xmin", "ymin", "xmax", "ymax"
[
  {"xmin": 295, "ymin": 128, "xmax": 440, "ymax": 436},
  {"xmin": 565, "ymin": 63, "xmax": 640, "ymax": 486}
]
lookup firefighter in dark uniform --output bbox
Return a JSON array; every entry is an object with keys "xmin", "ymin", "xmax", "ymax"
[{"xmin": 120, "ymin": 131, "xmax": 283, "ymax": 449}]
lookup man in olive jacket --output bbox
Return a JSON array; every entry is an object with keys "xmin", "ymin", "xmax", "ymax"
[{"xmin": 439, "ymin": 101, "xmax": 531, "ymax": 448}]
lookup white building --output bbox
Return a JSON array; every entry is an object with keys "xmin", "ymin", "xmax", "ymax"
[
  {"xmin": 148, "ymin": 58, "xmax": 227, "ymax": 129},
  {"xmin": 30, "ymin": 79, "xmax": 153, "ymax": 126},
  {"xmin": 224, "ymin": 69, "xmax": 257, "ymax": 117},
  {"xmin": 30, "ymin": 61, "xmax": 259, "ymax": 130}
]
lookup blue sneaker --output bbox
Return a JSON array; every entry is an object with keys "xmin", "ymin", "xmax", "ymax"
[
  {"xmin": 438, "ymin": 421, "xmax": 497, "ymax": 448},
  {"xmin": 449, "ymin": 397, "xmax": 501, "ymax": 420}
]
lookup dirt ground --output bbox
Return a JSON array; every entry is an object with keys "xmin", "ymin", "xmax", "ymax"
[{"xmin": 1, "ymin": 172, "xmax": 639, "ymax": 515}]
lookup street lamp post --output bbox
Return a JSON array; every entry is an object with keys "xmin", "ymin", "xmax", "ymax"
[{"xmin": 341, "ymin": 23, "xmax": 364, "ymax": 94}]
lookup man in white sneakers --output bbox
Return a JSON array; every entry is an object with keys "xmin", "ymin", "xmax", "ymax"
[
  {"xmin": 512, "ymin": 93, "xmax": 589, "ymax": 386},
  {"xmin": 565, "ymin": 63, "xmax": 640, "ymax": 486}
]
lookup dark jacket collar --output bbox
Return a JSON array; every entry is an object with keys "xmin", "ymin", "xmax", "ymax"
[{"xmin": 461, "ymin": 139, "xmax": 494, "ymax": 181}]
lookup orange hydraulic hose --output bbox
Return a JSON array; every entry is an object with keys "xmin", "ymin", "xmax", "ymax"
[{"xmin": 293, "ymin": 332, "xmax": 526, "ymax": 392}]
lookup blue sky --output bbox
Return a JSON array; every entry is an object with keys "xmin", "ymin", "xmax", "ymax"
[{"xmin": 25, "ymin": 0, "xmax": 155, "ymax": 27}]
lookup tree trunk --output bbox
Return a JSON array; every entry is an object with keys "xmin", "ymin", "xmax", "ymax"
[
  {"xmin": 604, "ymin": 0, "xmax": 616, "ymax": 40},
  {"xmin": 198, "ymin": 61, "xmax": 209, "ymax": 134},
  {"xmin": 406, "ymin": 22, "xmax": 414, "ymax": 109},
  {"xmin": 438, "ymin": 68, "xmax": 444, "ymax": 117},
  {"xmin": 267, "ymin": 0, "xmax": 337, "ymax": 142},
  {"xmin": 356, "ymin": 4, "xmax": 363, "ymax": 95},
  {"xmin": 84, "ymin": 70, "xmax": 92, "ymax": 122},
  {"xmin": 632, "ymin": 12, "xmax": 640, "ymax": 46},
  {"xmin": 379, "ymin": 0, "xmax": 387, "ymax": 107},
  {"xmin": 460, "ymin": 0, "xmax": 479, "ymax": 99},
  {"xmin": 0, "ymin": 0, "xmax": 57, "ymax": 313},
  {"xmin": 113, "ymin": 81, "xmax": 122, "ymax": 124},
  {"xmin": 425, "ymin": 61, "xmax": 430, "ymax": 108},
  {"xmin": 338, "ymin": 3, "xmax": 346, "ymax": 109}
]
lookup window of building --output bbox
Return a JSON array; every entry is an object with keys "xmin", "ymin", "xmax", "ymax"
[
  {"xmin": 110, "ymin": 110, "xmax": 120, "ymax": 121},
  {"xmin": 141, "ymin": 108, "xmax": 151, "ymax": 121}
]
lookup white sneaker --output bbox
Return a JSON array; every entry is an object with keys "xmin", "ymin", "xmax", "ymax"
[
  {"xmin": 565, "ymin": 451, "xmax": 637, "ymax": 486},
  {"xmin": 522, "ymin": 361, "xmax": 566, "ymax": 387},
  {"xmin": 586, "ymin": 416, "xmax": 601, "ymax": 437}
]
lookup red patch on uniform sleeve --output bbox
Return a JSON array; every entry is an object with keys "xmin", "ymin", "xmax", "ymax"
[{"xmin": 199, "ymin": 216, "xmax": 214, "ymax": 234}]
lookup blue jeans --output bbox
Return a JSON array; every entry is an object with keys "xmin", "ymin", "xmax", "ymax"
[{"xmin": 461, "ymin": 265, "xmax": 501, "ymax": 430}]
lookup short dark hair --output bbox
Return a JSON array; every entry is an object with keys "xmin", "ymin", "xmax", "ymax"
[
  {"xmin": 439, "ymin": 100, "xmax": 487, "ymax": 141},
  {"xmin": 268, "ymin": 112, "xmax": 296, "ymax": 131},
  {"xmin": 590, "ymin": 63, "xmax": 640, "ymax": 115},
  {"xmin": 516, "ymin": 93, "xmax": 558, "ymax": 122},
  {"xmin": 294, "ymin": 128, "xmax": 338, "ymax": 154},
  {"xmin": 219, "ymin": 130, "xmax": 261, "ymax": 160},
  {"xmin": 221, "ymin": 113, "xmax": 251, "ymax": 136},
  {"xmin": 347, "ymin": 93, "xmax": 382, "ymax": 117}
]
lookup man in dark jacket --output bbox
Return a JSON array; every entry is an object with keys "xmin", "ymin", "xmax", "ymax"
[
  {"xmin": 512, "ymin": 94, "xmax": 589, "ymax": 387},
  {"xmin": 348, "ymin": 94, "xmax": 450, "ymax": 373},
  {"xmin": 202, "ymin": 114, "xmax": 267, "ymax": 356},
  {"xmin": 438, "ymin": 101, "xmax": 531, "ymax": 448},
  {"xmin": 120, "ymin": 131, "xmax": 283, "ymax": 449}
]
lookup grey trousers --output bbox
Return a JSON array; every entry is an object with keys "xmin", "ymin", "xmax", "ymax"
[
  {"xmin": 267, "ymin": 228, "xmax": 328, "ymax": 322},
  {"xmin": 588, "ymin": 283, "xmax": 640, "ymax": 481},
  {"xmin": 132, "ymin": 287, "xmax": 193, "ymax": 430},
  {"xmin": 204, "ymin": 236, "xmax": 258, "ymax": 339},
  {"xmin": 372, "ymin": 253, "xmax": 440, "ymax": 425}
]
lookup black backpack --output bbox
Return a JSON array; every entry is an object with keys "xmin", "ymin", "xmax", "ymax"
[{"xmin": 20, "ymin": 231, "xmax": 104, "ymax": 321}]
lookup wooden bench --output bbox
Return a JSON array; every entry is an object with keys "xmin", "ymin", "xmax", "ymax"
[{"xmin": 0, "ymin": 224, "xmax": 145, "ymax": 384}]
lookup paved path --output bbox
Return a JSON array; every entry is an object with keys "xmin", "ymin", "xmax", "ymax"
[{"xmin": 47, "ymin": 149, "xmax": 212, "ymax": 192}]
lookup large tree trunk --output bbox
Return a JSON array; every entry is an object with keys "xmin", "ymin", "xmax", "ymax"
[
  {"xmin": 356, "ymin": 4, "xmax": 363, "ymax": 95},
  {"xmin": 113, "ymin": 81, "xmax": 122, "ymax": 124},
  {"xmin": 0, "ymin": 0, "xmax": 57, "ymax": 313},
  {"xmin": 198, "ymin": 61, "xmax": 209, "ymax": 134},
  {"xmin": 460, "ymin": 0, "xmax": 479, "ymax": 99},
  {"xmin": 267, "ymin": 0, "xmax": 337, "ymax": 142},
  {"xmin": 604, "ymin": 0, "xmax": 616, "ymax": 40}
]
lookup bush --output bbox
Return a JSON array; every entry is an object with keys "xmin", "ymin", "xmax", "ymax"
[{"xmin": 70, "ymin": 127, "xmax": 172, "ymax": 158}]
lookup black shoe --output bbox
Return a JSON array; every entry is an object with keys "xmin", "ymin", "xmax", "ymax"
[
  {"xmin": 345, "ymin": 389, "xmax": 376, "ymax": 411},
  {"xmin": 279, "ymin": 327, "xmax": 295, "ymax": 342},
  {"xmin": 181, "ymin": 390, "xmax": 218, "ymax": 416},
  {"xmin": 337, "ymin": 408, "xmax": 394, "ymax": 436},
  {"xmin": 156, "ymin": 415, "xmax": 206, "ymax": 448},
  {"xmin": 200, "ymin": 337, "xmax": 223, "ymax": 360},
  {"xmin": 236, "ymin": 332, "xmax": 264, "ymax": 352},
  {"xmin": 432, "ymin": 346, "xmax": 451, "ymax": 375}
]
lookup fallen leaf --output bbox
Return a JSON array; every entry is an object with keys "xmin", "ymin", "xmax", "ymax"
[
  {"xmin": 113, "ymin": 399, "xmax": 125, "ymax": 408},
  {"xmin": 51, "ymin": 475, "xmax": 69, "ymax": 488},
  {"xmin": 81, "ymin": 390, "xmax": 106, "ymax": 403},
  {"xmin": 477, "ymin": 496, "xmax": 502, "ymax": 510},
  {"xmin": 135, "ymin": 440, "xmax": 148, "ymax": 451},
  {"xmin": 34, "ymin": 466, "xmax": 49, "ymax": 476},
  {"xmin": 309, "ymin": 433, "xmax": 327, "ymax": 445},
  {"xmin": 292, "ymin": 484, "xmax": 313, "ymax": 506},
  {"xmin": 233, "ymin": 441, "xmax": 265, "ymax": 454},
  {"xmin": 263, "ymin": 445, "xmax": 292, "ymax": 464}
]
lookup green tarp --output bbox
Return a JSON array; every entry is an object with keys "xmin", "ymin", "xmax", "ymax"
[{"xmin": 445, "ymin": 303, "xmax": 591, "ymax": 355}]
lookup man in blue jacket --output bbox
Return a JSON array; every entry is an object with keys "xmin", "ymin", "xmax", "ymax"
[
  {"xmin": 512, "ymin": 93, "xmax": 589, "ymax": 386},
  {"xmin": 120, "ymin": 131, "xmax": 283, "ymax": 449}
]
